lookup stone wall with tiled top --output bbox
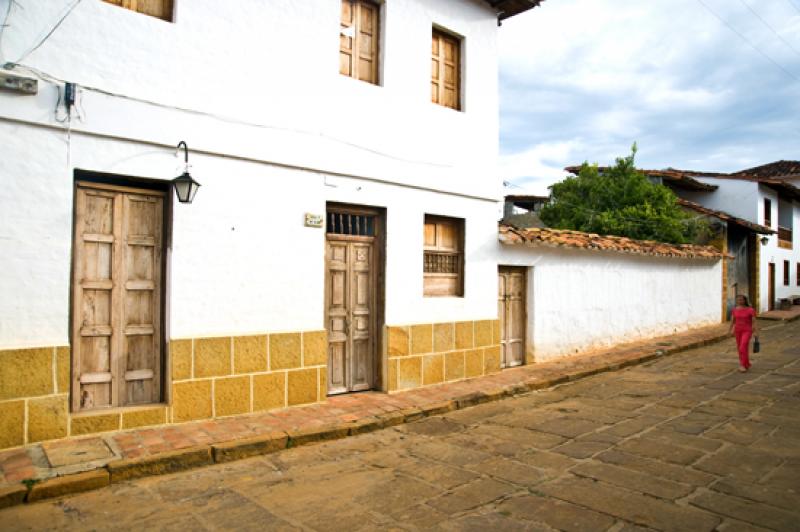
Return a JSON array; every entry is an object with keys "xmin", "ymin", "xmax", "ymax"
[
  {"xmin": 385, "ymin": 320, "xmax": 502, "ymax": 392},
  {"xmin": 0, "ymin": 330, "xmax": 327, "ymax": 451}
]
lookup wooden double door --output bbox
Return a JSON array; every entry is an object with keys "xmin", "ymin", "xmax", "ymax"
[
  {"xmin": 325, "ymin": 208, "xmax": 382, "ymax": 395},
  {"xmin": 71, "ymin": 182, "xmax": 165, "ymax": 411},
  {"xmin": 498, "ymin": 266, "xmax": 526, "ymax": 368}
]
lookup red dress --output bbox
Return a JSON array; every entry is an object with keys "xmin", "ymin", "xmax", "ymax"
[{"xmin": 731, "ymin": 306, "xmax": 755, "ymax": 369}]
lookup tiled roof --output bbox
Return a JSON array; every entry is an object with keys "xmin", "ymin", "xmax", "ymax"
[
  {"xmin": 499, "ymin": 224, "xmax": 725, "ymax": 260},
  {"xmin": 733, "ymin": 160, "xmax": 800, "ymax": 179},
  {"xmin": 485, "ymin": 0, "xmax": 546, "ymax": 21},
  {"xmin": 564, "ymin": 165, "xmax": 718, "ymax": 192},
  {"xmin": 677, "ymin": 199, "xmax": 775, "ymax": 235}
]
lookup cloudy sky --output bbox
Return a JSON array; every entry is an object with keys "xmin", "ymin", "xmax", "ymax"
[{"xmin": 497, "ymin": 0, "xmax": 800, "ymax": 194}]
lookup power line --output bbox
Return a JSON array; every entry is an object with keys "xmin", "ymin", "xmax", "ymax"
[
  {"xmin": 694, "ymin": 0, "xmax": 800, "ymax": 83},
  {"xmin": 787, "ymin": 0, "xmax": 800, "ymax": 16},
  {"xmin": 739, "ymin": 0, "xmax": 800, "ymax": 59},
  {"xmin": 11, "ymin": 0, "xmax": 83, "ymax": 65}
]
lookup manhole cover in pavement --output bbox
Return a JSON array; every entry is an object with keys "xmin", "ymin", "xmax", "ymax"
[{"xmin": 43, "ymin": 438, "xmax": 113, "ymax": 467}]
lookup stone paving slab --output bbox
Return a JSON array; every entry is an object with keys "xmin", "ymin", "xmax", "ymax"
[
  {"xmin": 1, "ymin": 318, "xmax": 799, "ymax": 531},
  {"xmin": 0, "ymin": 322, "xmax": 731, "ymax": 501}
]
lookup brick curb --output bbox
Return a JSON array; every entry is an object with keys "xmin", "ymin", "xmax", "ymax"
[{"xmin": 2, "ymin": 329, "xmax": 732, "ymax": 509}]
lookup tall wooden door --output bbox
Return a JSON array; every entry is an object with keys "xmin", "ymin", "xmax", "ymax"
[
  {"xmin": 325, "ymin": 209, "xmax": 379, "ymax": 395},
  {"xmin": 768, "ymin": 263, "xmax": 776, "ymax": 311},
  {"xmin": 498, "ymin": 267, "xmax": 526, "ymax": 368},
  {"xmin": 72, "ymin": 182, "xmax": 164, "ymax": 411}
]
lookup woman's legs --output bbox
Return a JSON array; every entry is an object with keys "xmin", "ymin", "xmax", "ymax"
[{"xmin": 735, "ymin": 329, "xmax": 752, "ymax": 369}]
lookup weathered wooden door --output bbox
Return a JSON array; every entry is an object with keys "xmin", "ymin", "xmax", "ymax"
[
  {"xmin": 72, "ymin": 182, "xmax": 164, "ymax": 411},
  {"xmin": 498, "ymin": 267, "xmax": 526, "ymax": 368},
  {"xmin": 325, "ymin": 210, "xmax": 378, "ymax": 394}
]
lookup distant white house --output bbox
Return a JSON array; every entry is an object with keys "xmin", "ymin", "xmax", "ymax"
[{"xmin": 661, "ymin": 162, "xmax": 800, "ymax": 312}]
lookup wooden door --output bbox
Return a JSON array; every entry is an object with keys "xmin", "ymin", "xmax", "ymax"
[
  {"xmin": 325, "ymin": 210, "xmax": 378, "ymax": 394},
  {"xmin": 768, "ymin": 263, "xmax": 775, "ymax": 311},
  {"xmin": 498, "ymin": 267, "xmax": 526, "ymax": 368},
  {"xmin": 72, "ymin": 182, "xmax": 164, "ymax": 411}
]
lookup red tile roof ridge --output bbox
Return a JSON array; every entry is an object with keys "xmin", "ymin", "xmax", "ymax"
[{"xmin": 499, "ymin": 224, "xmax": 725, "ymax": 260}]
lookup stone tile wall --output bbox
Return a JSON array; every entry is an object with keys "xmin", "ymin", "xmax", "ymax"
[
  {"xmin": 0, "ymin": 330, "xmax": 327, "ymax": 451},
  {"xmin": 385, "ymin": 320, "xmax": 502, "ymax": 392}
]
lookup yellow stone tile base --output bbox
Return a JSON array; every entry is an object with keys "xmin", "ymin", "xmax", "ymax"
[{"xmin": 386, "ymin": 319, "xmax": 502, "ymax": 392}]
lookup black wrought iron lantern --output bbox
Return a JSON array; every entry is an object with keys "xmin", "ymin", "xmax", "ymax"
[{"xmin": 173, "ymin": 141, "xmax": 201, "ymax": 204}]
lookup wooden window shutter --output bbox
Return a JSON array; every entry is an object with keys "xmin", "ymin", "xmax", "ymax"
[
  {"xmin": 423, "ymin": 215, "xmax": 464, "ymax": 297},
  {"xmin": 431, "ymin": 29, "xmax": 461, "ymax": 110},
  {"xmin": 340, "ymin": 0, "xmax": 379, "ymax": 84},
  {"xmin": 103, "ymin": 0, "xmax": 174, "ymax": 21}
]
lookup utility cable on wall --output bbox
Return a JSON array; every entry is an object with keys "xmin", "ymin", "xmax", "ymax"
[
  {"xmin": 10, "ymin": 62, "xmax": 456, "ymax": 169},
  {"xmin": 3, "ymin": 0, "xmax": 83, "ymax": 67}
]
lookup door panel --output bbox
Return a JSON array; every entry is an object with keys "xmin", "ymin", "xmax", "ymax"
[
  {"xmin": 325, "ymin": 231, "xmax": 377, "ymax": 394},
  {"xmin": 72, "ymin": 183, "xmax": 164, "ymax": 411},
  {"xmin": 499, "ymin": 267, "xmax": 526, "ymax": 368},
  {"xmin": 326, "ymin": 241, "xmax": 349, "ymax": 394}
]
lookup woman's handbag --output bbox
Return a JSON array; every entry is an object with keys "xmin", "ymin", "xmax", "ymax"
[{"xmin": 753, "ymin": 336, "xmax": 760, "ymax": 353}]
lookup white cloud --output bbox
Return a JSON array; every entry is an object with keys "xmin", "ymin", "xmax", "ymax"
[{"xmin": 497, "ymin": 0, "xmax": 800, "ymax": 178}]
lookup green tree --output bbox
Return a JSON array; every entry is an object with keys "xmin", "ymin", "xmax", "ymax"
[{"xmin": 539, "ymin": 145, "xmax": 708, "ymax": 244}]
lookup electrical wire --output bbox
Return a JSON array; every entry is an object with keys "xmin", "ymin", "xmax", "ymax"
[
  {"xmin": 11, "ymin": 0, "xmax": 83, "ymax": 66},
  {"xmin": 787, "ymin": 0, "xmax": 800, "ymax": 16},
  {"xmin": 738, "ymin": 0, "xmax": 800, "ymax": 59},
  {"xmin": 9, "ymin": 62, "xmax": 455, "ymax": 169},
  {"xmin": 694, "ymin": 0, "xmax": 800, "ymax": 83},
  {"xmin": 0, "ymin": 0, "xmax": 17, "ymax": 63}
]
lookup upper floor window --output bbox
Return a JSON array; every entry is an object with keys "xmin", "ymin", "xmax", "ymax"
[
  {"xmin": 764, "ymin": 198, "xmax": 772, "ymax": 227},
  {"xmin": 103, "ymin": 0, "xmax": 174, "ymax": 21},
  {"xmin": 340, "ymin": 1, "xmax": 380, "ymax": 85},
  {"xmin": 423, "ymin": 215, "xmax": 464, "ymax": 297},
  {"xmin": 431, "ymin": 29, "xmax": 461, "ymax": 110}
]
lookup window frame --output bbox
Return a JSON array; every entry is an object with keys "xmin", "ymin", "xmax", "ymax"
[
  {"xmin": 423, "ymin": 214, "xmax": 465, "ymax": 297},
  {"xmin": 431, "ymin": 27, "xmax": 462, "ymax": 111},
  {"xmin": 339, "ymin": 0, "xmax": 381, "ymax": 86},
  {"xmin": 764, "ymin": 198, "xmax": 772, "ymax": 227},
  {"xmin": 102, "ymin": 0, "xmax": 174, "ymax": 22}
]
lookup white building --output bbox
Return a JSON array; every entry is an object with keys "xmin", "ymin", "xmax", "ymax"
[
  {"xmin": 0, "ymin": 0, "xmax": 544, "ymax": 449},
  {"xmin": 677, "ymin": 162, "xmax": 800, "ymax": 312}
]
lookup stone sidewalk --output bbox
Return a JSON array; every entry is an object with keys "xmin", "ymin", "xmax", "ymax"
[
  {"xmin": 2, "ymin": 318, "xmax": 798, "ymax": 530},
  {"xmin": 0, "ymin": 322, "xmax": 734, "ymax": 508}
]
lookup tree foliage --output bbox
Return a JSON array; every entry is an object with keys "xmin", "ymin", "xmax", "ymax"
[{"xmin": 539, "ymin": 146, "xmax": 708, "ymax": 244}]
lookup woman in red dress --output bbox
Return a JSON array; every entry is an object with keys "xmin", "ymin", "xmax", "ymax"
[{"xmin": 728, "ymin": 295, "xmax": 758, "ymax": 372}]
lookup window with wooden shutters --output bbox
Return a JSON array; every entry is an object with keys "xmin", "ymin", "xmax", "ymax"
[
  {"xmin": 340, "ymin": 0, "xmax": 380, "ymax": 84},
  {"xmin": 431, "ymin": 29, "xmax": 461, "ymax": 110},
  {"xmin": 72, "ymin": 182, "xmax": 165, "ymax": 411},
  {"xmin": 423, "ymin": 215, "xmax": 464, "ymax": 297},
  {"xmin": 103, "ymin": 0, "xmax": 174, "ymax": 22}
]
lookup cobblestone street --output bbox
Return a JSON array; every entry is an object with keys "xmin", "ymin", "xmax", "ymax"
[{"xmin": 3, "ymin": 319, "xmax": 799, "ymax": 531}]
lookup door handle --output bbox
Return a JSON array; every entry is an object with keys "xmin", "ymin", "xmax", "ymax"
[{"xmin": 344, "ymin": 317, "xmax": 351, "ymax": 335}]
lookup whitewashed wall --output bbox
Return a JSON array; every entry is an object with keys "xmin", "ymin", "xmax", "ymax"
[
  {"xmin": 755, "ymin": 185, "xmax": 800, "ymax": 309},
  {"xmin": 0, "ymin": 0, "xmax": 503, "ymax": 349},
  {"xmin": 682, "ymin": 178, "xmax": 800, "ymax": 311},
  {"xmin": 496, "ymin": 243, "xmax": 722, "ymax": 361},
  {"xmin": 0, "ymin": 0, "xmax": 499, "ymax": 197}
]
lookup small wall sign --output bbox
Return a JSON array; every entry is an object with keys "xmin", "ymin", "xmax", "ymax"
[{"xmin": 304, "ymin": 213, "xmax": 324, "ymax": 228}]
